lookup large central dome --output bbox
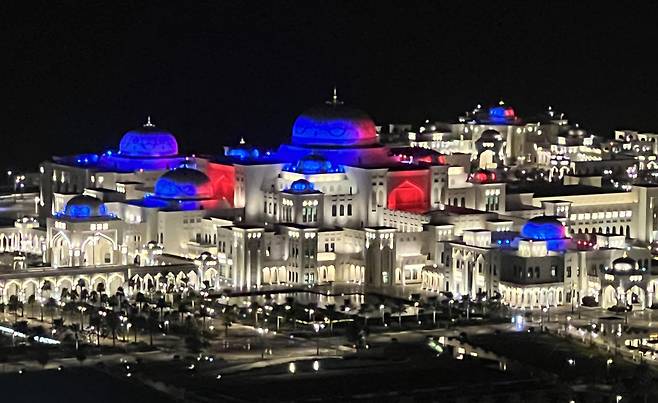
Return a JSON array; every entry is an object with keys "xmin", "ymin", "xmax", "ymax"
[
  {"xmin": 292, "ymin": 96, "xmax": 378, "ymax": 147},
  {"xmin": 119, "ymin": 118, "xmax": 179, "ymax": 158}
]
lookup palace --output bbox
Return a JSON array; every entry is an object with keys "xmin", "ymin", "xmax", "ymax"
[{"xmin": 2, "ymin": 93, "xmax": 658, "ymax": 312}]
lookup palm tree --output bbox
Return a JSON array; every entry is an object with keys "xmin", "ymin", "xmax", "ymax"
[
  {"xmin": 45, "ymin": 297, "xmax": 59, "ymax": 324},
  {"xmin": 250, "ymin": 301, "xmax": 262, "ymax": 326},
  {"xmin": 135, "ymin": 292, "xmax": 148, "ymax": 312},
  {"xmin": 391, "ymin": 300, "xmax": 406, "ymax": 327},
  {"xmin": 156, "ymin": 297, "xmax": 168, "ymax": 320},
  {"xmin": 75, "ymin": 279, "xmax": 86, "ymax": 296},
  {"xmin": 60, "ymin": 288, "xmax": 70, "ymax": 301},
  {"xmin": 146, "ymin": 311, "xmax": 160, "ymax": 347},
  {"xmin": 104, "ymin": 311, "xmax": 120, "ymax": 347},
  {"xmin": 27, "ymin": 294, "xmax": 36, "ymax": 318},
  {"xmin": 285, "ymin": 297, "xmax": 297, "ymax": 330},
  {"xmin": 222, "ymin": 308, "xmax": 235, "ymax": 338},
  {"xmin": 425, "ymin": 296, "xmax": 439, "ymax": 327},
  {"xmin": 177, "ymin": 301, "xmax": 190, "ymax": 324},
  {"xmin": 325, "ymin": 304, "xmax": 337, "ymax": 334},
  {"xmin": 69, "ymin": 289, "xmax": 79, "ymax": 302},
  {"xmin": 8, "ymin": 295, "xmax": 21, "ymax": 320},
  {"xmin": 359, "ymin": 303, "xmax": 373, "ymax": 327}
]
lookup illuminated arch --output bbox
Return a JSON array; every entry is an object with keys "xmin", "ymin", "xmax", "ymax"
[{"xmin": 388, "ymin": 180, "xmax": 426, "ymax": 212}]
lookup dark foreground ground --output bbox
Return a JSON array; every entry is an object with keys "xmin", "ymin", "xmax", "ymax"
[{"xmin": 0, "ymin": 367, "xmax": 176, "ymax": 403}]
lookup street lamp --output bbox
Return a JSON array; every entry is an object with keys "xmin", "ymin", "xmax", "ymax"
[
  {"xmin": 379, "ymin": 304, "xmax": 385, "ymax": 325},
  {"xmin": 77, "ymin": 305, "xmax": 87, "ymax": 329},
  {"xmin": 312, "ymin": 322, "xmax": 324, "ymax": 356}
]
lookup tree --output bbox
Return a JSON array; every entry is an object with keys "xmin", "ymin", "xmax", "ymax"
[
  {"xmin": 250, "ymin": 301, "xmax": 262, "ymax": 326},
  {"xmin": 391, "ymin": 300, "xmax": 406, "ymax": 327},
  {"xmin": 45, "ymin": 297, "xmax": 59, "ymax": 324},
  {"xmin": 60, "ymin": 288, "xmax": 70, "ymax": 301},
  {"xmin": 69, "ymin": 289, "xmax": 79, "ymax": 302},
  {"xmin": 359, "ymin": 303, "xmax": 374, "ymax": 327},
  {"xmin": 185, "ymin": 333, "xmax": 203, "ymax": 354},
  {"xmin": 146, "ymin": 311, "xmax": 160, "ymax": 347},
  {"xmin": 104, "ymin": 311, "xmax": 120, "ymax": 347},
  {"xmin": 89, "ymin": 312, "xmax": 103, "ymax": 346},
  {"xmin": 222, "ymin": 307, "xmax": 235, "ymax": 338},
  {"xmin": 285, "ymin": 297, "xmax": 296, "ymax": 330},
  {"xmin": 34, "ymin": 347, "xmax": 50, "ymax": 369},
  {"xmin": 156, "ymin": 297, "xmax": 168, "ymax": 320},
  {"xmin": 177, "ymin": 301, "xmax": 190, "ymax": 324},
  {"xmin": 8, "ymin": 295, "xmax": 21, "ymax": 320},
  {"xmin": 135, "ymin": 292, "xmax": 148, "ymax": 312},
  {"xmin": 75, "ymin": 349, "xmax": 87, "ymax": 366},
  {"xmin": 325, "ymin": 304, "xmax": 337, "ymax": 334},
  {"xmin": 425, "ymin": 296, "xmax": 439, "ymax": 327}
]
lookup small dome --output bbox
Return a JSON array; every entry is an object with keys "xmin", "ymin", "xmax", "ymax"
[
  {"xmin": 292, "ymin": 98, "xmax": 378, "ymax": 147},
  {"xmin": 611, "ymin": 256, "xmax": 636, "ymax": 272},
  {"xmin": 154, "ymin": 168, "xmax": 212, "ymax": 200},
  {"xmin": 119, "ymin": 118, "xmax": 178, "ymax": 157},
  {"xmin": 64, "ymin": 195, "xmax": 109, "ymax": 219},
  {"xmin": 288, "ymin": 179, "xmax": 315, "ymax": 193},
  {"xmin": 478, "ymin": 129, "xmax": 503, "ymax": 142},
  {"xmin": 488, "ymin": 105, "xmax": 516, "ymax": 121},
  {"xmin": 521, "ymin": 216, "xmax": 566, "ymax": 240},
  {"xmin": 469, "ymin": 169, "xmax": 497, "ymax": 184}
]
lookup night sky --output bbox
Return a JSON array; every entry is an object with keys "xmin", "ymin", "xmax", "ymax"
[{"xmin": 2, "ymin": 2, "xmax": 658, "ymax": 171}]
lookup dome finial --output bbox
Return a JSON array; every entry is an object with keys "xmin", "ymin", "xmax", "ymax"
[
  {"xmin": 239, "ymin": 137, "xmax": 246, "ymax": 145},
  {"xmin": 327, "ymin": 86, "xmax": 343, "ymax": 106},
  {"xmin": 145, "ymin": 116, "xmax": 155, "ymax": 127}
]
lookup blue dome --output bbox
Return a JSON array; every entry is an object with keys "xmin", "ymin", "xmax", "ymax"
[
  {"xmin": 292, "ymin": 102, "xmax": 378, "ymax": 147},
  {"xmin": 154, "ymin": 168, "xmax": 212, "ymax": 200},
  {"xmin": 520, "ymin": 216, "xmax": 566, "ymax": 240},
  {"xmin": 288, "ymin": 179, "xmax": 315, "ymax": 193},
  {"xmin": 64, "ymin": 195, "xmax": 108, "ymax": 219},
  {"xmin": 119, "ymin": 119, "xmax": 178, "ymax": 157}
]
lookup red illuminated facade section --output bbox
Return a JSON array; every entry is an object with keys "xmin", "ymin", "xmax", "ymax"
[
  {"xmin": 386, "ymin": 170, "xmax": 430, "ymax": 213},
  {"xmin": 206, "ymin": 162, "xmax": 236, "ymax": 208}
]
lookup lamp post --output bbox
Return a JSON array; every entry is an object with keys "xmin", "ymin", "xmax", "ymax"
[
  {"xmin": 313, "ymin": 322, "xmax": 324, "ymax": 356},
  {"xmin": 379, "ymin": 304, "xmax": 385, "ymax": 325},
  {"xmin": 97, "ymin": 310, "xmax": 106, "ymax": 346},
  {"xmin": 77, "ymin": 305, "xmax": 87, "ymax": 330}
]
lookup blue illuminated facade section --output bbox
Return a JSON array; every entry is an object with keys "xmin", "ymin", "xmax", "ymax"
[
  {"xmin": 282, "ymin": 154, "xmax": 345, "ymax": 174},
  {"xmin": 73, "ymin": 153, "xmax": 100, "ymax": 167},
  {"xmin": 226, "ymin": 147, "xmax": 260, "ymax": 160}
]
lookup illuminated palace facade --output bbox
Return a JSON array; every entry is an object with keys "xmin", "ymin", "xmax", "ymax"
[{"xmin": 2, "ymin": 95, "xmax": 658, "ymax": 311}]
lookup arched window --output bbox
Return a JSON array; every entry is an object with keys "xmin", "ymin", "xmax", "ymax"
[{"xmin": 347, "ymin": 204, "xmax": 352, "ymax": 216}]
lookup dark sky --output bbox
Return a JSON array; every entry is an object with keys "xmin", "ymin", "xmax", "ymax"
[{"xmin": 2, "ymin": 1, "xmax": 658, "ymax": 171}]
